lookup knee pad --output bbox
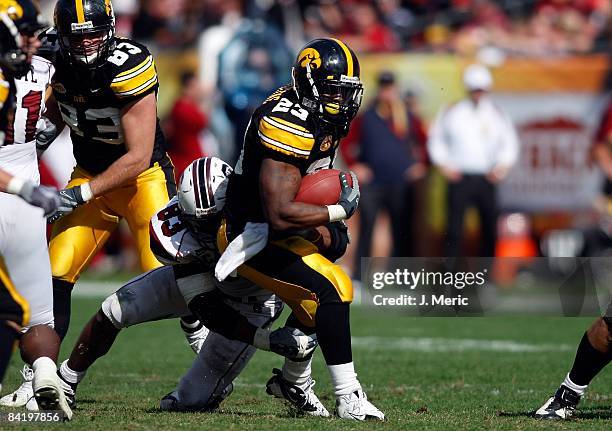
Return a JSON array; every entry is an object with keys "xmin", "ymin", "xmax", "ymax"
[
  {"xmin": 301, "ymin": 254, "xmax": 353, "ymax": 304},
  {"xmin": 101, "ymin": 293, "xmax": 126, "ymax": 329}
]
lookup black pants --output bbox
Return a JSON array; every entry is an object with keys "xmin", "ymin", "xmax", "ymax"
[
  {"xmin": 354, "ymin": 182, "xmax": 414, "ymax": 280},
  {"xmin": 446, "ymin": 175, "xmax": 497, "ymax": 257}
]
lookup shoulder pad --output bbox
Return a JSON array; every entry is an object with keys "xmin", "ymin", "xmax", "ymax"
[
  {"xmin": 149, "ymin": 198, "xmax": 205, "ymax": 265},
  {"xmin": 257, "ymin": 90, "xmax": 315, "ymax": 159},
  {"xmin": 109, "ymin": 38, "xmax": 158, "ymax": 99}
]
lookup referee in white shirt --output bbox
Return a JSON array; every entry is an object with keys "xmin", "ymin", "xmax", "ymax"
[{"xmin": 428, "ymin": 64, "xmax": 519, "ymax": 257}]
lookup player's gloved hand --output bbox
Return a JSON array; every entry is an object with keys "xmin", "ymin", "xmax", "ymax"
[
  {"xmin": 7, "ymin": 177, "xmax": 61, "ymax": 217},
  {"xmin": 48, "ymin": 183, "xmax": 93, "ymax": 223},
  {"xmin": 253, "ymin": 326, "xmax": 318, "ymax": 360},
  {"xmin": 326, "ymin": 172, "xmax": 360, "ymax": 222},
  {"xmin": 35, "ymin": 117, "xmax": 59, "ymax": 158}
]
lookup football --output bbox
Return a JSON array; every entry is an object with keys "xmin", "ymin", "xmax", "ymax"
[{"xmin": 294, "ymin": 169, "xmax": 353, "ymax": 206}]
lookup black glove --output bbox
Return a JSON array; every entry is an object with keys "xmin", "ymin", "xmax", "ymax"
[
  {"xmin": 337, "ymin": 171, "xmax": 360, "ymax": 219},
  {"xmin": 18, "ymin": 182, "xmax": 61, "ymax": 217},
  {"xmin": 321, "ymin": 221, "xmax": 350, "ymax": 262},
  {"xmin": 47, "ymin": 185, "xmax": 88, "ymax": 223}
]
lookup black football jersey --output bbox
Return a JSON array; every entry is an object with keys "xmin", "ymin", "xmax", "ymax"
[
  {"xmin": 225, "ymin": 85, "xmax": 339, "ymax": 227},
  {"xmin": 40, "ymin": 31, "xmax": 168, "ymax": 174},
  {"xmin": 0, "ymin": 66, "xmax": 15, "ymax": 147}
]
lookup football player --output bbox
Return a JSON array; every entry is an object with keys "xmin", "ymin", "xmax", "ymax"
[
  {"xmin": 534, "ymin": 305, "xmax": 612, "ymax": 419},
  {"xmin": 1, "ymin": 0, "xmax": 207, "ymax": 408},
  {"xmin": 0, "ymin": 0, "xmax": 70, "ymax": 419},
  {"xmin": 57, "ymin": 157, "xmax": 332, "ymax": 416},
  {"xmin": 220, "ymin": 38, "xmax": 384, "ymax": 420}
]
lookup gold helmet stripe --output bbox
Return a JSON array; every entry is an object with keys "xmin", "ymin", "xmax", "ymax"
[
  {"xmin": 75, "ymin": 0, "xmax": 85, "ymax": 23},
  {"xmin": 331, "ymin": 38, "xmax": 353, "ymax": 77}
]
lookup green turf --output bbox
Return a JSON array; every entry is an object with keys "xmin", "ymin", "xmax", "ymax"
[{"xmin": 1, "ymin": 297, "xmax": 610, "ymax": 430}]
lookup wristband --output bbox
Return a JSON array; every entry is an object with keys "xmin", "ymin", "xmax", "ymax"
[
  {"xmin": 253, "ymin": 327, "xmax": 271, "ymax": 351},
  {"xmin": 326, "ymin": 204, "xmax": 347, "ymax": 222},
  {"xmin": 6, "ymin": 176, "xmax": 26, "ymax": 196},
  {"xmin": 80, "ymin": 182, "xmax": 94, "ymax": 202}
]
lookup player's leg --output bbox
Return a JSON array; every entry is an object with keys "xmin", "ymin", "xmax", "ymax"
[
  {"xmin": 0, "ymin": 256, "xmax": 28, "ymax": 388},
  {"xmin": 0, "ymin": 197, "xmax": 72, "ymax": 418},
  {"xmin": 265, "ymin": 312, "xmax": 329, "ymax": 417},
  {"xmin": 58, "ymin": 266, "xmax": 194, "ymax": 405},
  {"xmin": 161, "ymin": 295, "xmax": 283, "ymax": 411},
  {"xmin": 118, "ymin": 160, "xmax": 207, "ymax": 352},
  {"xmin": 219, "ymin": 226, "xmax": 384, "ymax": 420},
  {"xmin": 535, "ymin": 303, "xmax": 612, "ymax": 420},
  {"xmin": 49, "ymin": 168, "xmax": 119, "ymax": 341}
]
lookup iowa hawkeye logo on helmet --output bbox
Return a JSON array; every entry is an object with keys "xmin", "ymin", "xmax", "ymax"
[{"xmin": 298, "ymin": 48, "xmax": 321, "ymax": 70}]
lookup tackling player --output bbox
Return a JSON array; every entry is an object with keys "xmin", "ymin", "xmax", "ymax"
[
  {"xmin": 534, "ymin": 305, "xmax": 612, "ymax": 419},
  {"xmin": 2, "ymin": 0, "xmax": 206, "ymax": 408},
  {"xmin": 0, "ymin": 0, "xmax": 70, "ymax": 418},
  {"xmin": 221, "ymin": 38, "xmax": 384, "ymax": 420},
  {"xmin": 56, "ymin": 157, "xmax": 331, "ymax": 416}
]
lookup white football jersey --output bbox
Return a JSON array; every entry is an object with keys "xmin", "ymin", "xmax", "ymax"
[
  {"xmin": 149, "ymin": 197, "xmax": 269, "ymax": 297},
  {"xmin": 0, "ymin": 55, "xmax": 54, "ymax": 183}
]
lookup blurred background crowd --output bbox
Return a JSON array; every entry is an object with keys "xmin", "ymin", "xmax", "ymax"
[{"xmin": 35, "ymin": 0, "xmax": 612, "ymax": 281}]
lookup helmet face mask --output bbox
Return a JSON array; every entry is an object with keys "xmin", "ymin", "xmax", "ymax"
[
  {"xmin": 54, "ymin": 0, "xmax": 116, "ymax": 70},
  {"xmin": 60, "ymin": 28, "xmax": 113, "ymax": 67},
  {"xmin": 292, "ymin": 38, "xmax": 363, "ymax": 137}
]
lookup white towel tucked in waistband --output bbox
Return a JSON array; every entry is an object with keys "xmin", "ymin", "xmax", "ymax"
[{"xmin": 215, "ymin": 222, "xmax": 269, "ymax": 281}]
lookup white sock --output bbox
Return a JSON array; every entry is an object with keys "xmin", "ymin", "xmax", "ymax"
[
  {"xmin": 59, "ymin": 360, "xmax": 87, "ymax": 385},
  {"xmin": 282, "ymin": 358, "xmax": 312, "ymax": 391},
  {"xmin": 328, "ymin": 362, "xmax": 360, "ymax": 396},
  {"xmin": 180, "ymin": 318, "xmax": 201, "ymax": 330},
  {"xmin": 563, "ymin": 373, "xmax": 588, "ymax": 396},
  {"xmin": 32, "ymin": 357, "xmax": 56, "ymax": 375}
]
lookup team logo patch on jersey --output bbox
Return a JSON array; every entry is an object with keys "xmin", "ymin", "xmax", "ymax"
[
  {"xmin": 320, "ymin": 136, "xmax": 332, "ymax": 152},
  {"xmin": 298, "ymin": 48, "xmax": 321, "ymax": 70}
]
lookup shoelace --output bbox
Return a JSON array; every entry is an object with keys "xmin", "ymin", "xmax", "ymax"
[{"xmin": 20, "ymin": 366, "xmax": 34, "ymax": 382}]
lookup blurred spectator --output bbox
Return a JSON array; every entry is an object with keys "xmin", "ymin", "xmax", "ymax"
[
  {"xmin": 342, "ymin": 2, "xmax": 401, "ymax": 52},
  {"xmin": 165, "ymin": 72, "xmax": 208, "ymax": 181},
  {"xmin": 592, "ymin": 96, "xmax": 612, "ymax": 194},
  {"xmin": 427, "ymin": 64, "xmax": 519, "ymax": 257},
  {"xmin": 376, "ymin": 0, "xmax": 416, "ymax": 48},
  {"xmin": 345, "ymin": 71, "xmax": 427, "ymax": 279},
  {"xmin": 217, "ymin": 21, "xmax": 292, "ymax": 163}
]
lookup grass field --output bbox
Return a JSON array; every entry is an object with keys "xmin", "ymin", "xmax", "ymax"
[{"xmin": 1, "ymin": 295, "xmax": 611, "ymax": 430}]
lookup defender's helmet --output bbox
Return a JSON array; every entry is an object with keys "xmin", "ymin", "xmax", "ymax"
[
  {"xmin": 54, "ymin": 0, "xmax": 115, "ymax": 69},
  {"xmin": 0, "ymin": 0, "xmax": 45, "ymax": 77},
  {"xmin": 292, "ymin": 38, "xmax": 363, "ymax": 137},
  {"xmin": 177, "ymin": 157, "xmax": 233, "ymax": 241}
]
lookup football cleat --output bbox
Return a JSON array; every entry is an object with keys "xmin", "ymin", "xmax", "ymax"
[
  {"xmin": 0, "ymin": 365, "xmax": 37, "ymax": 408},
  {"xmin": 266, "ymin": 368, "xmax": 330, "ymax": 417},
  {"xmin": 57, "ymin": 371, "xmax": 77, "ymax": 409},
  {"xmin": 32, "ymin": 363, "xmax": 72, "ymax": 420},
  {"xmin": 160, "ymin": 383, "xmax": 233, "ymax": 412},
  {"xmin": 336, "ymin": 388, "xmax": 385, "ymax": 421},
  {"xmin": 534, "ymin": 385, "xmax": 581, "ymax": 420},
  {"xmin": 181, "ymin": 320, "xmax": 209, "ymax": 354}
]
